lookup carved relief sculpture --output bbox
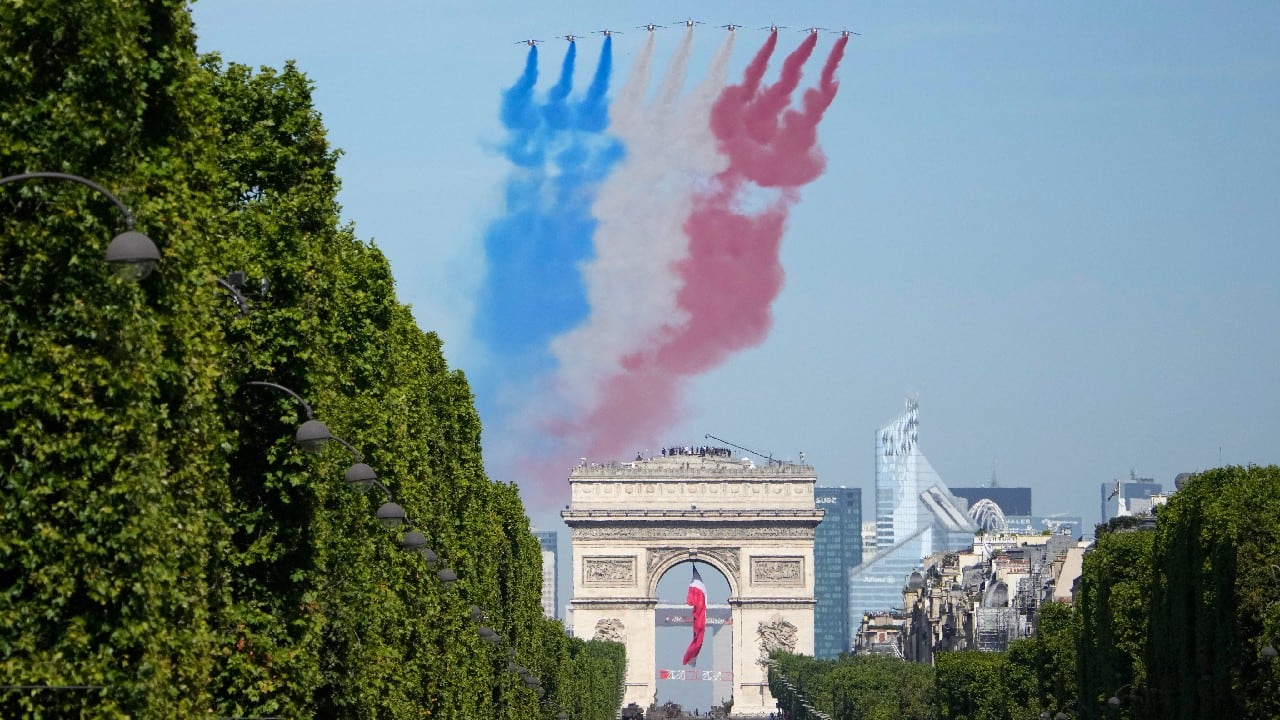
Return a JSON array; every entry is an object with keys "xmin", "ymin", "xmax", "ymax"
[
  {"xmin": 594, "ymin": 618, "xmax": 625, "ymax": 643},
  {"xmin": 751, "ymin": 557, "xmax": 804, "ymax": 586},
  {"xmin": 756, "ymin": 618, "xmax": 798, "ymax": 665},
  {"xmin": 584, "ymin": 556, "xmax": 637, "ymax": 586}
]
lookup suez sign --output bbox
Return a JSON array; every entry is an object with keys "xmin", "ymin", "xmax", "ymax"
[{"xmin": 815, "ymin": 496, "xmax": 840, "ymax": 505}]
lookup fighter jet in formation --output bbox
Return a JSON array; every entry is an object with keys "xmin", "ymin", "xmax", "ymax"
[
  {"xmin": 721, "ymin": 23, "xmax": 745, "ymax": 31},
  {"xmin": 515, "ymin": 39, "xmax": 542, "ymax": 46},
  {"xmin": 800, "ymin": 26, "xmax": 829, "ymax": 35},
  {"xmin": 760, "ymin": 23, "xmax": 787, "ymax": 33},
  {"xmin": 595, "ymin": 28, "xmax": 621, "ymax": 36},
  {"xmin": 675, "ymin": 18, "xmax": 703, "ymax": 28},
  {"xmin": 832, "ymin": 28, "xmax": 862, "ymax": 37},
  {"xmin": 638, "ymin": 22, "xmax": 664, "ymax": 31},
  {"xmin": 559, "ymin": 34, "xmax": 581, "ymax": 42}
]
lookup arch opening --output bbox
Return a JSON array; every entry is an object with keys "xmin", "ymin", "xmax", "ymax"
[{"xmin": 653, "ymin": 560, "xmax": 734, "ymax": 715}]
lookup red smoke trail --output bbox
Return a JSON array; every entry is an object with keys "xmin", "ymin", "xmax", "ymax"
[{"xmin": 572, "ymin": 35, "xmax": 849, "ymax": 461}]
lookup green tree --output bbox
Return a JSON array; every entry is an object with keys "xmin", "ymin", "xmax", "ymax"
[
  {"xmin": 1147, "ymin": 466, "xmax": 1280, "ymax": 720},
  {"xmin": 1004, "ymin": 601, "xmax": 1078, "ymax": 717},
  {"xmin": 935, "ymin": 651, "xmax": 1020, "ymax": 720},
  {"xmin": 3, "ymin": 3, "xmax": 625, "ymax": 718},
  {"xmin": 1075, "ymin": 525, "xmax": 1154, "ymax": 719},
  {"xmin": 1, "ymin": 2, "xmax": 229, "ymax": 716}
]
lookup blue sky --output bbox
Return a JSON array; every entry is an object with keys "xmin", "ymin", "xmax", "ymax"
[{"xmin": 192, "ymin": 1, "xmax": 1280, "ymax": 546}]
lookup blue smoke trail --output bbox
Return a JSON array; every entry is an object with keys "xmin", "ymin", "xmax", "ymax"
[{"xmin": 474, "ymin": 38, "xmax": 624, "ymax": 420}]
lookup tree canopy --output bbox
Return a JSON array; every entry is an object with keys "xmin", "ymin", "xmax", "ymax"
[{"xmin": 1, "ymin": 2, "xmax": 623, "ymax": 718}]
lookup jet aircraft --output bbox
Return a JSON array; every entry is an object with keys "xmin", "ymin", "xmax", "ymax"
[
  {"xmin": 515, "ymin": 39, "xmax": 542, "ymax": 46},
  {"xmin": 760, "ymin": 23, "xmax": 787, "ymax": 33},
  {"xmin": 800, "ymin": 26, "xmax": 829, "ymax": 35},
  {"xmin": 595, "ymin": 28, "xmax": 622, "ymax": 36},
  {"xmin": 721, "ymin": 23, "xmax": 744, "ymax": 31},
  {"xmin": 560, "ymin": 34, "xmax": 581, "ymax": 42},
  {"xmin": 638, "ymin": 22, "xmax": 664, "ymax": 31},
  {"xmin": 832, "ymin": 28, "xmax": 862, "ymax": 37},
  {"xmin": 675, "ymin": 18, "xmax": 703, "ymax": 28}
]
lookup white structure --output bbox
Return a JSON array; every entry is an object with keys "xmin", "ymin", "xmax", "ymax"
[
  {"xmin": 562, "ymin": 451, "xmax": 821, "ymax": 717},
  {"xmin": 850, "ymin": 398, "xmax": 976, "ymax": 618},
  {"xmin": 533, "ymin": 529, "xmax": 558, "ymax": 618},
  {"xmin": 860, "ymin": 520, "xmax": 877, "ymax": 556}
]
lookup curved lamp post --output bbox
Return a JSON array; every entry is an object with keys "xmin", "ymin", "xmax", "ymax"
[
  {"xmin": 1, "ymin": 172, "xmax": 159, "ymax": 279},
  {"xmin": 1107, "ymin": 683, "xmax": 1132, "ymax": 708},
  {"xmin": 244, "ymin": 380, "xmax": 414, "ymax": 533}
]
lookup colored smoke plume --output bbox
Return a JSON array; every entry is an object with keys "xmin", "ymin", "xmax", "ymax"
[
  {"xmin": 473, "ymin": 39, "xmax": 621, "ymax": 483},
  {"xmin": 571, "ymin": 34, "xmax": 847, "ymax": 461},
  {"xmin": 548, "ymin": 31, "xmax": 735, "ymax": 428}
]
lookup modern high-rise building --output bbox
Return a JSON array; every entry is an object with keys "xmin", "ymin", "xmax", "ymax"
[
  {"xmin": 533, "ymin": 529, "xmax": 559, "ymax": 619},
  {"xmin": 850, "ymin": 398, "xmax": 977, "ymax": 622},
  {"xmin": 813, "ymin": 486, "xmax": 862, "ymax": 658},
  {"xmin": 1099, "ymin": 472, "xmax": 1162, "ymax": 523},
  {"xmin": 950, "ymin": 487, "xmax": 1033, "ymax": 517}
]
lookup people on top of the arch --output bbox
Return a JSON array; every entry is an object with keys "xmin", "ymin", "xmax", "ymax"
[{"xmin": 659, "ymin": 445, "xmax": 733, "ymax": 458}]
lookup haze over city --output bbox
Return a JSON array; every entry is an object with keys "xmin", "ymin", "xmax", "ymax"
[{"xmin": 192, "ymin": 1, "xmax": 1280, "ymax": 534}]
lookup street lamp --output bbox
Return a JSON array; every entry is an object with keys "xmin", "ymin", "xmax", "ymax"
[
  {"xmin": 1107, "ymin": 683, "xmax": 1132, "ymax": 708},
  {"xmin": 245, "ymin": 381, "xmax": 380, "ymax": 489},
  {"xmin": 1, "ymin": 171, "xmax": 159, "ymax": 279},
  {"xmin": 376, "ymin": 501, "xmax": 406, "ymax": 528}
]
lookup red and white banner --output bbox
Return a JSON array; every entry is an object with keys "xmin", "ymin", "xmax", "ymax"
[
  {"xmin": 658, "ymin": 669, "xmax": 734, "ymax": 682},
  {"xmin": 681, "ymin": 565, "xmax": 707, "ymax": 666},
  {"xmin": 662, "ymin": 615, "xmax": 732, "ymax": 625}
]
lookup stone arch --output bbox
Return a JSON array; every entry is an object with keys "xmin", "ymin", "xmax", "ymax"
[
  {"xmin": 646, "ymin": 548, "xmax": 740, "ymax": 598},
  {"xmin": 563, "ymin": 453, "xmax": 820, "ymax": 717}
]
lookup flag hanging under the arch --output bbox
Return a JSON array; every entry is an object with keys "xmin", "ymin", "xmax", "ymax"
[{"xmin": 681, "ymin": 564, "xmax": 707, "ymax": 666}]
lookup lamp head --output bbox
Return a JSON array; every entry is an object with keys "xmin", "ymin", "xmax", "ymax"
[
  {"xmin": 344, "ymin": 462, "xmax": 378, "ymax": 492},
  {"xmin": 105, "ymin": 230, "xmax": 159, "ymax": 280},
  {"xmin": 376, "ymin": 501, "xmax": 406, "ymax": 528},
  {"xmin": 401, "ymin": 530, "xmax": 428, "ymax": 554},
  {"xmin": 295, "ymin": 419, "xmax": 333, "ymax": 452}
]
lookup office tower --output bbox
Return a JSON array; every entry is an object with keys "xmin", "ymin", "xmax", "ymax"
[
  {"xmin": 813, "ymin": 486, "xmax": 862, "ymax": 658},
  {"xmin": 533, "ymin": 529, "xmax": 558, "ymax": 618},
  {"xmin": 1099, "ymin": 472, "xmax": 1162, "ymax": 523},
  {"xmin": 851, "ymin": 398, "xmax": 977, "ymax": 621}
]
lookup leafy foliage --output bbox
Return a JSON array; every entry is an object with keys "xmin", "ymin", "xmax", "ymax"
[
  {"xmin": 770, "ymin": 652, "xmax": 936, "ymax": 720},
  {"xmin": 1146, "ymin": 465, "xmax": 1280, "ymax": 720},
  {"xmin": 1075, "ymin": 526, "xmax": 1154, "ymax": 718},
  {"xmin": 2, "ymin": 2, "xmax": 624, "ymax": 718}
]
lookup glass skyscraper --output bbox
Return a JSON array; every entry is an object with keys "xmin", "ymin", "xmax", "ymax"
[
  {"xmin": 851, "ymin": 399, "xmax": 976, "ymax": 620},
  {"xmin": 813, "ymin": 486, "xmax": 862, "ymax": 658},
  {"xmin": 533, "ymin": 529, "xmax": 558, "ymax": 619}
]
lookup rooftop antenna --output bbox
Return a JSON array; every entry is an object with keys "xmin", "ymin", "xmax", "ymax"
[
  {"xmin": 989, "ymin": 461, "xmax": 999, "ymax": 488},
  {"xmin": 704, "ymin": 434, "xmax": 779, "ymax": 465}
]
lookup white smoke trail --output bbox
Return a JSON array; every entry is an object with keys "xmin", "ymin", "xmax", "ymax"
[{"xmin": 548, "ymin": 31, "xmax": 736, "ymax": 425}]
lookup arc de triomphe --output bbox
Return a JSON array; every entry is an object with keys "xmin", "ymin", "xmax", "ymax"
[{"xmin": 562, "ymin": 451, "xmax": 821, "ymax": 717}]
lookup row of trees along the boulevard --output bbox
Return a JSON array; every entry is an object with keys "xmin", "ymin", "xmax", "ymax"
[
  {"xmin": 767, "ymin": 466, "xmax": 1279, "ymax": 720},
  {"xmin": 0, "ymin": 2, "xmax": 624, "ymax": 718},
  {"xmin": 768, "ymin": 603, "xmax": 1075, "ymax": 720}
]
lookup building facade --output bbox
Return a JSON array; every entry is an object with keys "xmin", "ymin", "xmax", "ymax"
[
  {"xmin": 533, "ymin": 529, "xmax": 559, "ymax": 619},
  {"xmin": 812, "ymin": 486, "xmax": 862, "ymax": 658},
  {"xmin": 1099, "ymin": 472, "xmax": 1162, "ymax": 523},
  {"xmin": 850, "ymin": 398, "xmax": 977, "ymax": 624},
  {"xmin": 950, "ymin": 487, "xmax": 1033, "ymax": 517}
]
